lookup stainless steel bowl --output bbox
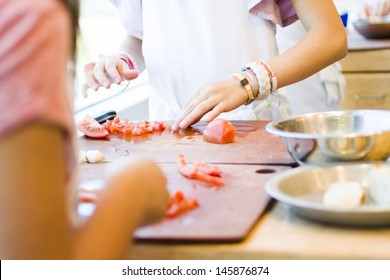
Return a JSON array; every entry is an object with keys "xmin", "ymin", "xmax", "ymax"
[
  {"xmin": 266, "ymin": 110, "xmax": 390, "ymax": 166},
  {"xmin": 353, "ymin": 16, "xmax": 390, "ymax": 39},
  {"xmin": 265, "ymin": 163, "xmax": 390, "ymax": 226}
]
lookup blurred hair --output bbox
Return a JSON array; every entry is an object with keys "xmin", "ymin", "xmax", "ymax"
[{"xmin": 59, "ymin": 0, "xmax": 79, "ymax": 59}]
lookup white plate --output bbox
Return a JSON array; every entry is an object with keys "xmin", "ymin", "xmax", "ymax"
[{"xmin": 265, "ymin": 163, "xmax": 390, "ymax": 226}]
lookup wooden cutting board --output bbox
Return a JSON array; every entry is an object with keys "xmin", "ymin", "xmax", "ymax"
[
  {"xmin": 78, "ymin": 121, "xmax": 295, "ymax": 165},
  {"xmin": 78, "ymin": 162, "xmax": 290, "ymax": 241}
]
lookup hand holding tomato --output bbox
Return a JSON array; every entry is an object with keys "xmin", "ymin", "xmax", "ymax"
[{"xmin": 82, "ymin": 54, "xmax": 139, "ymax": 97}]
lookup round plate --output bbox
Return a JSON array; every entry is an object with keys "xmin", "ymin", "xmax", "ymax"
[{"xmin": 265, "ymin": 163, "xmax": 390, "ymax": 226}]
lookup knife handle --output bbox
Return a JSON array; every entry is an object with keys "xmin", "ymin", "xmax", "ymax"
[{"xmin": 94, "ymin": 110, "xmax": 117, "ymax": 124}]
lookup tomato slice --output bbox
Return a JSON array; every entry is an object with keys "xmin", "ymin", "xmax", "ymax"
[
  {"xmin": 203, "ymin": 118, "xmax": 236, "ymax": 144},
  {"xmin": 77, "ymin": 115, "xmax": 109, "ymax": 138}
]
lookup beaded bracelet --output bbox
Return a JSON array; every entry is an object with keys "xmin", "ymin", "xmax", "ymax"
[
  {"xmin": 231, "ymin": 73, "xmax": 255, "ymax": 105},
  {"xmin": 118, "ymin": 52, "xmax": 138, "ymax": 70}
]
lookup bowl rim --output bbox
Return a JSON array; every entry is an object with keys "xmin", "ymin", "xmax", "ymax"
[
  {"xmin": 266, "ymin": 110, "xmax": 390, "ymax": 139},
  {"xmin": 353, "ymin": 16, "xmax": 390, "ymax": 25}
]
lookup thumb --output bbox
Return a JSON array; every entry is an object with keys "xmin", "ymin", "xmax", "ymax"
[
  {"xmin": 121, "ymin": 69, "xmax": 139, "ymax": 81},
  {"xmin": 83, "ymin": 62, "xmax": 95, "ymax": 73}
]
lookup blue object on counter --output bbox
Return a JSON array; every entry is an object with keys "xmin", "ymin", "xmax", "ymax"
[{"xmin": 340, "ymin": 12, "xmax": 348, "ymax": 28}]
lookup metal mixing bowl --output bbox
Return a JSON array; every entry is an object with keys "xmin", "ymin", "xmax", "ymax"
[
  {"xmin": 266, "ymin": 110, "xmax": 390, "ymax": 166},
  {"xmin": 353, "ymin": 16, "xmax": 390, "ymax": 39}
]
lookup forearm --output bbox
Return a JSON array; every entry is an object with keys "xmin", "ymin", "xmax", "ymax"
[
  {"xmin": 270, "ymin": 0, "xmax": 347, "ymax": 89},
  {"xmin": 270, "ymin": 26, "xmax": 347, "ymax": 89},
  {"xmin": 118, "ymin": 34, "xmax": 146, "ymax": 72}
]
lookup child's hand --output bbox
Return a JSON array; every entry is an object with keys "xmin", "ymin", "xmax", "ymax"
[
  {"xmin": 171, "ymin": 77, "xmax": 248, "ymax": 131},
  {"xmin": 82, "ymin": 55, "xmax": 139, "ymax": 97},
  {"xmin": 365, "ymin": 0, "xmax": 390, "ymax": 17},
  {"xmin": 106, "ymin": 158, "xmax": 169, "ymax": 225},
  {"xmin": 131, "ymin": 159, "xmax": 169, "ymax": 225}
]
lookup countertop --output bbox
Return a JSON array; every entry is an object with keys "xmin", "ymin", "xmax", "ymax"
[
  {"xmin": 347, "ymin": 28, "xmax": 390, "ymax": 50},
  {"xmin": 78, "ymin": 121, "xmax": 390, "ymax": 260}
]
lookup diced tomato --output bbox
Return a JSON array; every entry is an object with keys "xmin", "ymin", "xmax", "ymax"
[
  {"xmin": 177, "ymin": 154, "xmax": 224, "ymax": 187},
  {"xmin": 165, "ymin": 190, "xmax": 199, "ymax": 218},
  {"xmin": 79, "ymin": 189, "xmax": 99, "ymax": 203},
  {"xmin": 203, "ymin": 118, "xmax": 236, "ymax": 144},
  {"xmin": 77, "ymin": 115, "xmax": 109, "ymax": 138},
  {"xmin": 151, "ymin": 122, "xmax": 166, "ymax": 131},
  {"xmin": 132, "ymin": 128, "xmax": 142, "ymax": 136},
  {"xmin": 102, "ymin": 116, "xmax": 165, "ymax": 137}
]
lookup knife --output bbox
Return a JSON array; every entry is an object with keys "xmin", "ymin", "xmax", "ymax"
[{"xmin": 93, "ymin": 110, "xmax": 117, "ymax": 124}]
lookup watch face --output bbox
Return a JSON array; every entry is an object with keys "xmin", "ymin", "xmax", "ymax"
[{"xmin": 241, "ymin": 78, "xmax": 249, "ymax": 86}]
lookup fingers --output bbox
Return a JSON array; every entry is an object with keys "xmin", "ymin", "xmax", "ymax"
[
  {"xmin": 172, "ymin": 78, "xmax": 248, "ymax": 132},
  {"xmin": 82, "ymin": 55, "xmax": 139, "ymax": 95},
  {"xmin": 381, "ymin": 0, "xmax": 390, "ymax": 15},
  {"xmin": 203, "ymin": 104, "xmax": 225, "ymax": 122},
  {"xmin": 172, "ymin": 88, "xmax": 228, "ymax": 131},
  {"xmin": 171, "ymin": 86, "xmax": 211, "ymax": 131},
  {"xmin": 93, "ymin": 60, "xmax": 113, "ymax": 89},
  {"xmin": 105, "ymin": 57, "xmax": 124, "ymax": 84},
  {"xmin": 122, "ymin": 69, "xmax": 139, "ymax": 81},
  {"xmin": 364, "ymin": 4, "xmax": 371, "ymax": 17},
  {"xmin": 368, "ymin": 1, "xmax": 390, "ymax": 17}
]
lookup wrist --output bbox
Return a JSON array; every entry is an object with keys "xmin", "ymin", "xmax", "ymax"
[
  {"xmin": 243, "ymin": 59, "xmax": 277, "ymax": 101},
  {"xmin": 117, "ymin": 52, "xmax": 138, "ymax": 71},
  {"xmin": 231, "ymin": 73, "xmax": 255, "ymax": 105}
]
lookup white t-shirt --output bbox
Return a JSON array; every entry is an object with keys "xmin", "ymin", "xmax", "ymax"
[{"xmin": 111, "ymin": 0, "xmax": 297, "ymax": 121}]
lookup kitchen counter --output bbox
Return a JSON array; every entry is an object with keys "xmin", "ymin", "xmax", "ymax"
[
  {"xmin": 347, "ymin": 28, "xmax": 390, "ymax": 51},
  {"xmin": 127, "ymin": 201, "xmax": 390, "ymax": 260},
  {"xmin": 79, "ymin": 121, "xmax": 390, "ymax": 260}
]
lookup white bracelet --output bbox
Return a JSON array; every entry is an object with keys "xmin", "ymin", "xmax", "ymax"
[
  {"xmin": 258, "ymin": 59, "xmax": 277, "ymax": 92},
  {"xmin": 245, "ymin": 62, "xmax": 271, "ymax": 100}
]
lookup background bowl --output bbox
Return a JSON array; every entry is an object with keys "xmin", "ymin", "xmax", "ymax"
[
  {"xmin": 265, "ymin": 163, "xmax": 390, "ymax": 226},
  {"xmin": 266, "ymin": 110, "xmax": 390, "ymax": 166},
  {"xmin": 353, "ymin": 16, "xmax": 390, "ymax": 39}
]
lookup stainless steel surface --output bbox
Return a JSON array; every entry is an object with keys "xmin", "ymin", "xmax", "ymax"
[
  {"xmin": 266, "ymin": 110, "xmax": 390, "ymax": 166},
  {"xmin": 353, "ymin": 16, "xmax": 390, "ymax": 39},
  {"xmin": 265, "ymin": 163, "xmax": 390, "ymax": 226}
]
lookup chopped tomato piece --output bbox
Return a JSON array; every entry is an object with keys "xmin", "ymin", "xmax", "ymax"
[
  {"xmin": 77, "ymin": 115, "xmax": 109, "ymax": 138},
  {"xmin": 203, "ymin": 118, "xmax": 236, "ymax": 144},
  {"xmin": 165, "ymin": 190, "xmax": 199, "ymax": 218},
  {"xmin": 103, "ymin": 116, "xmax": 165, "ymax": 137},
  {"xmin": 78, "ymin": 189, "xmax": 99, "ymax": 203},
  {"xmin": 177, "ymin": 154, "xmax": 224, "ymax": 187}
]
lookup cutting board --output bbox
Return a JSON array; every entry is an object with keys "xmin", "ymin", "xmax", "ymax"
[
  {"xmin": 78, "ymin": 162, "xmax": 290, "ymax": 241},
  {"xmin": 78, "ymin": 121, "xmax": 295, "ymax": 165}
]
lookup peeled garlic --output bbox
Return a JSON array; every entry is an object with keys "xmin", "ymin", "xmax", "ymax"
[
  {"xmin": 323, "ymin": 181, "xmax": 365, "ymax": 208},
  {"xmin": 367, "ymin": 164, "xmax": 390, "ymax": 206},
  {"xmin": 79, "ymin": 150, "xmax": 87, "ymax": 164},
  {"xmin": 86, "ymin": 150, "xmax": 105, "ymax": 163}
]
